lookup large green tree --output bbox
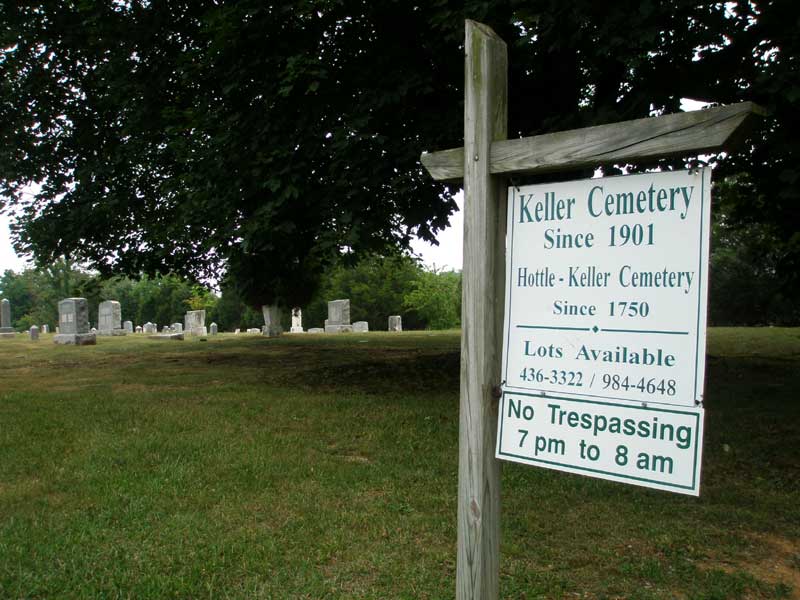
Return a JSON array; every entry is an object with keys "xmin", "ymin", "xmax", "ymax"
[{"xmin": 1, "ymin": 1, "xmax": 797, "ymax": 309}]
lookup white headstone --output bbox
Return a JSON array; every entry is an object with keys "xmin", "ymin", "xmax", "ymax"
[
  {"xmin": 185, "ymin": 310, "xmax": 206, "ymax": 336},
  {"xmin": 388, "ymin": 315, "xmax": 402, "ymax": 332},
  {"xmin": 308, "ymin": 327, "xmax": 324, "ymax": 334},
  {"xmin": 123, "ymin": 320, "xmax": 133, "ymax": 333},
  {"xmin": 289, "ymin": 307, "xmax": 304, "ymax": 333},
  {"xmin": 42, "ymin": 324, "xmax": 50, "ymax": 334},
  {"xmin": 54, "ymin": 298, "xmax": 96, "ymax": 345},
  {"xmin": 324, "ymin": 299, "xmax": 352, "ymax": 333},
  {"xmin": 98, "ymin": 300, "xmax": 125, "ymax": 336},
  {"xmin": 353, "ymin": 321, "xmax": 369, "ymax": 333},
  {"xmin": 135, "ymin": 325, "xmax": 143, "ymax": 334},
  {"xmin": 210, "ymin": 322, "xmax": 218, "ymax": 335}
]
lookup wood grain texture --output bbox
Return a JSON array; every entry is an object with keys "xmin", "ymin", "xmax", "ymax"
[
  {"xmin": 457, "ymin": 19, "xmax": 506, "ymax": 600},
  {"xmin": 421, "ymin": 101, "xmax": 765, "ymax": 181}
]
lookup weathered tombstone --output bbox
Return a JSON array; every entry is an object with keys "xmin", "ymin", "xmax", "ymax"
[
  {"xmin": 172, "ymin": 322, "xmax": 183, "ymax": 333},
  {"xmin": 123, "ymin": 321, "xmax": 133, "ymax": 334},
  {"xmin": 162, "ymin": 325, "xmax": 171, "ymax": 333},
  {"xmin": 261, "ymin": 304, "xmax": 283, "ymax": 337},
  {"xmin": 42, "ymin": 324, "xmax": 49, "ymax": 334},
  {"xmin": 247, "ymin": 328, "xmax": 260, "ymax": 334},
  {"xmin": 388, "ymin": 315, "xmax": 403, "ymax": 332},
  {"xmin": 185, "ymin": 310, "xmax": 207, "ymax": 336},
  {"xmin": 29, "ymin": 325, "xmax": 39, "ymax": 341},
  {"xmin": 353, "ymin": 321, "xmax": 369, "ymax": 333},
  {"xmin": 308, "ymin": 327, "xmax": 324, "ymax": 334},
  {"xmin": 54, "ymin": 298, "xmax": 96, "ymax": 345},
  {"xmin": 210, "ymin": 322, "xmax": 218, "ymax": 335},
  {"xmin": 324, "ymin": 299, "xmax": 352, "ymax": 333},
  {"xmin": 98, "ymin": 300, "xmax": 126, "ymax": 336},
  {"xmin": 148, "ymin": 332, "xmax": 184, "ymax": 341},
  {"xmin": 143, "ymin": 322, "xmax": 156, "ymax": 334},
  {"xmin": 234, "ymin": 328, "xmax": 240, "ymax": 334},
  {"xmin": 135, "ymin": 325, "xmax": 143, "ymax": 334},
  {"xmin": 0, "ymin": 299, "xmax": 13, "ymax": 337},
  {"xmin": 289, "ymin": 307, "xmax": 304, "ymax": 333}
]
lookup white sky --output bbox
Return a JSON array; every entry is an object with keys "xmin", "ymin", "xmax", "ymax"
[{"xmin": 0, "ymin": 213, "xmax": 28, "ymax": 273}]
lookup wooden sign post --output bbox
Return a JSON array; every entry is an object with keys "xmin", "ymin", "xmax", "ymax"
[{"xmin": 421, "ymin": 20, "xmax": 763, "ymax": 600}]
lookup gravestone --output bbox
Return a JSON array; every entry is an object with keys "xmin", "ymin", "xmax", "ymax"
[
  {"xmin": 143, "ymin": 322, "xmax": 156, "ymax": 334},
  {"xmin": 353, "ymin": 321, "xmax": 369, "ymax": 333},
  {"xmin": 162, "ymin": 325, "xmax": 171, "ymax": 333},
  {"xmin": 29, "ymin": 325, "xmax": 39, "ymax": 341},
  {"xmin": 308, "ymin": 327, "xmax": 324, "ymax": 334},
  {"xmin": 247, "ymin": 328, "xmax": 260, "ymax": 334},
  {"xmin": 261, "ymin": 304, "xmax": 283, "ymax": 337},
  {"xmin": 42, "ymin": 324, "xmax": 49, "ymax": 334},
  {"xmin": 388, "ymin": 315, "xmax": 402, "ymax": 332},
  {"xmin": 135, "ymin": 325, "xmax": 142, "ymax": 334},
  {"xmin": 54, "ymin": 298, "xmax": 96, "ymax": 345},
  {"xmin": 210, "ymin": 322, "xmax": 218, "ymax": 335},
  {"xmin": 0, "ymin": 299, "xmax": 13, "ymax": 337},
  {"xmin": 234, "ymin": 328, "xmax": 240, "ymax": 334},
  {"xmin": 123, "ymin": 321, "xmax": 133, "ymax": 334},
  {"xmin": 97, "ymin": 300, "xmax": 126, "ymax": 336},
  {"xmin": 324, "ymin": 299, "xmax": 352, "ymax": 333},
  {"xmin": 289, "ymin": 307, "xmax": 304, "ymax": 333},
  {"xmin": 172, "ymin": 322, "xmax": 183, "ymax": 333},
  {"xmin": 149, "ymin": 332, "xmax": 184, "ymax": 341},
  {"xmin": 185, "ymin": 310, "xmax": 207, "ymax": 336}
]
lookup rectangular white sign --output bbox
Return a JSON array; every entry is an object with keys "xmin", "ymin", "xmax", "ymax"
[
  {"xmin": 497, "ymin": 391, "xmax": 704, "ymax": 495},
  {"xmin": 501, "ymin": 169, "xmax": 711, "ymax": 408}
]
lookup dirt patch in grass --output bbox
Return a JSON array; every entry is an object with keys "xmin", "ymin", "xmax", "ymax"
[{"xmin": 699, "ymin": 532, "xmax": 800, "ymax": 597}]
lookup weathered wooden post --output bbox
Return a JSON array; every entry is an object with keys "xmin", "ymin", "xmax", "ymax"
[
  {"xmin": 457, "ymin": 20, "xmax": 506, "ymax": 600},
  {"xmin": 421, "ymin": 19, "xmax": 763, "ymax": 600}
]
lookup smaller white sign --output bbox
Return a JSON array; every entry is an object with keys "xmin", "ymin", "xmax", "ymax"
[{"xmin": 496, "ymin": 391, "xmax": 704, "ymax": 495}]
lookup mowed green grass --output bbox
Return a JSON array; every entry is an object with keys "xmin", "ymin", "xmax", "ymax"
[{"xmin": 0, "ymin": 328, "xmax": 798, "ymax": 599}]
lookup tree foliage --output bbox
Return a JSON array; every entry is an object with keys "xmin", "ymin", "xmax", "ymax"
[{"xmin": 1, "ymin": 1, "xmax": 797, "ymax": 309}]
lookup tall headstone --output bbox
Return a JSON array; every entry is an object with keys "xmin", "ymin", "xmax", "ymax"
[
  {"xmin": 324, "ymin": 299, "xmax": 352, "ymax": 333},
  {"xmin": 185, "ymin": 310, "xmax": 207, "ymax": 336},
  {"xmin": 54, "ymin": 298, "xmax": 96, "ymax": 345},
  {"xmin": 261, "ymin": 304, "xmax": 283, "ymax": 337},
  {"xmin": 210, "ymin": 322, "xmax": 218, "ymax": 335},
  {"xmin": 388, "ymin": 315, "xmax": 403, "ymax": 332},
  {"xmin": 42, "ymin": 324, "xmax": 50, "ymax": 334},
  {"xmin": 29, "ymin": 325, "xmax": 39, "ymax": 341},
  {"xmin": 289, "ymin": 307, "xmax": 304, "ymax": 333},
  {"xmin": 98, "ymin": 300, "xmax": 126, "ymax": 336},
  {"xmin": 0, "ymin": 299, "xmax": 13, "ymax": 336}
]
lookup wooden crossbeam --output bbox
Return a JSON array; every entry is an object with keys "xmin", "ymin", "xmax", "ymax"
[{"xmin": 421, "ymin": 101, "xmax": 765, "ymax": 182}]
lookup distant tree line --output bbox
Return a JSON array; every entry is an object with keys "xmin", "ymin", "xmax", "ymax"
[{"xmin": 0, "ymin": 255, "xmax": 463, "ymax": 332}]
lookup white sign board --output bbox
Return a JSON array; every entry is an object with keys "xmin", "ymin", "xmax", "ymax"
[
  {"xmin": 501, "ymin": 169, "xmax": 711, "ymax": 408},
  {"xmin": 497, "ymin": 391, "xmax": 704, "ymax": 495},
  {"xmin": 497, "ymin": 169, "xmax": 710, "ymax": 495}
]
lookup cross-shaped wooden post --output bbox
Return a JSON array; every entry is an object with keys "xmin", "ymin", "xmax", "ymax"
[{"xmin": 421, "ymin": 19, "xmax": 764, "ymax": 600}]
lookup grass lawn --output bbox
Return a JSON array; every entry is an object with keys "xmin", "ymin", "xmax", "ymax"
[{"xmin": 0, "ymin": 328, "xmax": 798, "ymax": 599}]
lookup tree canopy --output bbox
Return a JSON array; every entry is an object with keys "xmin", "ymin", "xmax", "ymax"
[{"xmin": 1, "ymin": 1, "xmax": 797, "ymax": 308}]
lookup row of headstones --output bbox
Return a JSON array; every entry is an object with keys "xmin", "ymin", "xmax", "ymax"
[
  {"xmin": 277, "ymin": 300, "xmax": 402, "ymax": 335},
  {"xmin": 1, "ymin": 297, "xmax": 404, "ymax": 344}
]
